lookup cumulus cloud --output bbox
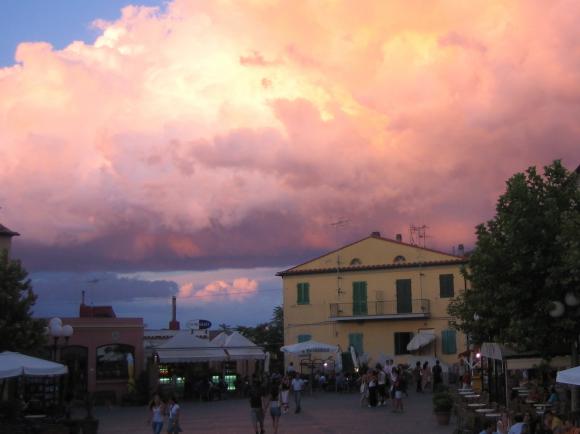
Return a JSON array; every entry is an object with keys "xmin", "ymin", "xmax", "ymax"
[
  {"xmin": 2, "ymin": 0, "xmax": 580, "ymax": 272},
  {"xmin": 179, "ymin": 277, "xmax": 259, "ymax": 302}
]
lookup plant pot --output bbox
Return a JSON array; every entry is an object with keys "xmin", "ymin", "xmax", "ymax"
[{"xmin": 435, "ymin": 411, "xmax": 451, "ymax": 425}]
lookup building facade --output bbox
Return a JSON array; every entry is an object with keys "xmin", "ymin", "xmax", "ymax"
[{"xmin": 278, "ymin": 232, "xmax": 468, "ymax": 369}]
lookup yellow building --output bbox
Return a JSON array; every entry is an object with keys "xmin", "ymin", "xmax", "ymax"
[{"xmin": 278, "ymin": 231, "xmax": 468, "ymax": 369}]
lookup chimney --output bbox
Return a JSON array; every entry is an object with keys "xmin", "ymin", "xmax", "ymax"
[
  {"xmin": 395, "ymin": 234, "xmax": 402, "ymax": 242},
  {"xmin": 458, "ymin": 244, "xmax": 465, "ymax": 256},
  {"xmin": 371, "ymin": 231, "xmax": 381, "ymax": 238},
  {"xmin": 169, "ymin": 296, "xmax": 180, "ymax": 330}
]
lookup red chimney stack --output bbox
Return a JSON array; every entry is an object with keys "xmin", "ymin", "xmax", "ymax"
[{"xmin": 169, "ymin": 296, "xmax": 180, "ymax": 330}]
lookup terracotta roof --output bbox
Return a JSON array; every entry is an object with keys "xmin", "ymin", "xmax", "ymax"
[
  {"xmin": 277, "ymin": 258, "xmax": 467, "ymax": 277},
  {"xmin": 278, "ymin": 232, "xmax": 464, "ymax": 275},
  {"xmin": 0, "ymin": 224, "xmax": 19, "ymax": 237},
  {"xmin": 79, "ymin": 304, "xmax": 116, "ymax": 318}
]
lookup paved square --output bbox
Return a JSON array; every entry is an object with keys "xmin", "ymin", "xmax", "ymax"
[{"xmin": 95, "ymin": 390, "xmax": 455, "ymax": 434}]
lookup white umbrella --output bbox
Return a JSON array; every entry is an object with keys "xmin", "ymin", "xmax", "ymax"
[
  {"xmin": 0, "ymin": 351, "xmax": 68, "ymax": 378},
  {"xmin": 281, "ymin": 340, "xmax": 338, "ymax": 354},
  {"xmin": 556, "ymin": 366, "xmax": 580, "ymax": 386},
  {"xmin": 406, "ymin": 332, "xmax": 435, "ymax": 351}
]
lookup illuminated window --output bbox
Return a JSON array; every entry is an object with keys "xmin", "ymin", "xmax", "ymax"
[{"xmin": 96, "ymin": 344, "xmax": 134, "ymax": 380}]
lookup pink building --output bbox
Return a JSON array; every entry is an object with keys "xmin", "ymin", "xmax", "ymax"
[{"xmin": 59, "ymin": 303, "xmax": 144, "ymax": 404}]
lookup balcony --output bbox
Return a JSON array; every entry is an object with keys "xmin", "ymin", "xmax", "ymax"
[{"xmin": 329, "ymin": 299, "xmax": 430, "ymax": 321}]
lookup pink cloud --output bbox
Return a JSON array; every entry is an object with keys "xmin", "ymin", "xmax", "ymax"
[
  {"xmin": 179, "ymin": 278, "xmax": 259, "ymax": 302},
  {"xmin": 1, "ymin": 0, "xmax": 579, "ymax": 271}
]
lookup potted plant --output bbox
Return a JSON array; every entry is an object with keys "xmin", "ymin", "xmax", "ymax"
[{"xmin": 433, "ymin": 390, "xmax": 454, "ymax": 425}]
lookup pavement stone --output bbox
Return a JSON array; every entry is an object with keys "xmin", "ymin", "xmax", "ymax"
[{"xmin": 95, "ymin": 390, "xmax": 455, "ymax": 434}]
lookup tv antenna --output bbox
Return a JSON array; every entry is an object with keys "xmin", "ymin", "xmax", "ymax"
[
  {"xmin": 329, "ymin": 218, "xmax": 350, "ymax": 296},
  {"xmin": 409, "ymin": 224, "xmax": 429, "ymax": 248}
]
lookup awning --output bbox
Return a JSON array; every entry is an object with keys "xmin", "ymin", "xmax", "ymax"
[
  {"xmin": 557, "ymin": 366, "xmax": 580, "ymax": 386},
  {"xmin": 506, "ymin": 356, "xmax": 570, "ymax": 370},
  {"xmin": 155, "ymin": 331, "xmax": 227, "ymax": 363},
  {"xmin": 281, "ymin": 340, "xmax": 338, "ymax": 354},
  {"xmin": 406, "ymin": 331, "xmax": 435, "ymax": 351},
  {"xmin": 0, "ymin": 351, "xmax": 68, "ymax": 378},
  {"xmin": 480, "ymin": 343, "xmax": 521, "ymax": 360},
  {"xmin": 212, "ymin": 332, "xmax": 266, "ymax": 360}
]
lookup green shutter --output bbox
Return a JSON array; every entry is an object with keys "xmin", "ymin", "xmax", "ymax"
[
  {"xmin": 352, "ymin": 281, "xmax": 367, "ymax": 315},
  {"xmin": 442, "ymin": 329, "xmax": 457, "ymax": 354},
  {"xmin": 298, "ymin": 334, "xmax": 311, "ymax": 343},
  {"xmin": 396, "ymin": 279, "xmax": 412, "ymax": 313},
  {"xmin": 297, "ymin": 282, "xmax": 310, "ymax": 304},
  {"xmin": 439, "ymin": 274, "xmax": 455, "ymax": 298},
  {"xmin": 349, "ymin": 333, "xmax": 363, "ymax": 355}
]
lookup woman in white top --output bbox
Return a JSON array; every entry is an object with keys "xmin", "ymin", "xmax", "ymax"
[
  {"xmin": 167, "ymin": 396, "xmax": 182, "ymax": 434},
  {"xmin": 147, "ymin": 394, "xmax": 165, "ymax": 434}
]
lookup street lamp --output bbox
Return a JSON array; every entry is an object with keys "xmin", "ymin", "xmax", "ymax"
[{"xmin": 46, "ymin": 317, "xmax": 74, "ymax": 361}]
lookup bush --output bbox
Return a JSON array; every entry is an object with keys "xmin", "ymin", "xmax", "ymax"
[{"xmin": 433, "ymin": 390, "xmax": 454, "ymax": 412}]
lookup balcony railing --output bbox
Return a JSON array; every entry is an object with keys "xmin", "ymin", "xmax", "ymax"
[{"xmin": 329, "ymin": 299, "xmax": 430, "ymax": 320}]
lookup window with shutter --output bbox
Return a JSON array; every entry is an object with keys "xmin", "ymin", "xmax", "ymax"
[
  {"xmin": 297, "ymin": 282, "xmax": 310, "ymax": 304},
  {"xmin": 441, "ymin": 329, "xmax": 457, "ymax": 354},
  {"xmin": 298, "ymin": 334, "xmax": 311, "ymax": 343},
  {"xmin": 352, "ymin": 281, "xmax": 367, "ymax": 315},
  {"xmin": 439, "ymin": 274, "xmax": 455, "ymax": 298}
]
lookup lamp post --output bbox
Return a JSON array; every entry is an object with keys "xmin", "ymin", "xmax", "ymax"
[
  {"xmin": 549, "ymin": 292, "xmax": 580, "ymax": 412},
  {"xmin": 46, "ymin": 317, "xmax": 74, "ymax": 361}
]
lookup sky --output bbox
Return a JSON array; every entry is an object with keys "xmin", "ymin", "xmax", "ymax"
[{"xmin": 1, "ymin": 0, "xmax": 579, "ymax": 328}]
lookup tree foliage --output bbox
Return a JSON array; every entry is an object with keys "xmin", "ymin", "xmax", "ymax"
[
  {"xmin": 0, "ymin": 251, "xmax": 46, "ymax": 353},
  {"xmin": 448, "ymin": 161, "xmax": 580, "ymax": 355},
  {"xmin": 237, "ymin": 305, "xmax": 284, "ymax": 370}
]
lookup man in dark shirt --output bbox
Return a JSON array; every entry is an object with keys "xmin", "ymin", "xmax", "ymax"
[
  {"xmin": 249, "ymin": 381, "xmax": 265, "ymax": 434},
  {"xmin": 432, "ymin": 360, "xmax": 443, "ymax": 391}
]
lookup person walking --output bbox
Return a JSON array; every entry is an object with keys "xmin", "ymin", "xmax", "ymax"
[
  {"xmin": 377, "ymin": 364, "xmax": 387, "ymax": 406},
  {"xmin": 359, "ymin": 371, "xmax": 369, "ymax": 407},
  {"xmin": 432, "ymin": 360, "xmax": 443, "ymax": 391},
  {"xmin": 367, "ymin": 370, "xmax": 378, "ymax": 408},
  {"xmin": 392, "ymin": 369, "xmax": 404, "ymax": 413},
  {"xmin": 413, "ymin": 361, "xmax": 423, "ymax": 393},
  {"xmin": 147, "ymin": 394, "xmax": 165, "ymax": 434},
  {"xmin": 421, "ymin": 361, "xmax": 432, "ymax": 391},
  {"xmin": 280, "ymin": 375, "xmax": 290, "ymax": 414},
  {"xmin": 291, "ymin": 374, "xmax": 305, "ymax": 414},
  {"xmin": 166, "ymin": 396, "xmax": 182, "ymax": 434},
  {"xmin": 267, "ymin": 384, "xmax": 282, "ymax": 434},
  {"xmin": 249, "ymin": 381, "xmax": 266, "ymax": 434}
]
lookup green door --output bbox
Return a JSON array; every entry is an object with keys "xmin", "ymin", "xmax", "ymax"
[
  {"xmin": 396, "ymin": 279, "xmax": 412, "ymax": 313},
  {"xmin": 352, "ymin": 281, "xmax": 367, "ymax": 315}
]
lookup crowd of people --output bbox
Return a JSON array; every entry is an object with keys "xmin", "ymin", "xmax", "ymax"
[{"xmin": 144, "ymin": 360, "xmax": 580, "ymax": 434}]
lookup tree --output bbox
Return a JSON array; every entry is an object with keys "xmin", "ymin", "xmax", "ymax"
[
  {"xmin": 0, "ymin": 251, "xmax": 46, "ymax": 353},
  {"xmin": 237, "ymin": 306, "xmax": 284, "ymax": 371},
  {"xmin": 448, "ymin": 161, "xmax": 580, "ymax": 356}
]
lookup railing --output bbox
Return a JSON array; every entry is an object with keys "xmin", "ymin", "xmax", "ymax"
[{"xmin": 329, "ymin": 299, "xmax": 430, "ymax": 319}]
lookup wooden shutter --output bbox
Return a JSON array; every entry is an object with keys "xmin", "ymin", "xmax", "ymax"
[
  {"xmin": 353, "ymin": 281, "xmax": 368, "ymax": 315},
  {"xmin": 439, "ymin": 274, "xmax": 454, "ymax": 298},
  {"xmin": 396, "ymin": 279, "xmax": 412, "ymax": 313},
  {"xmin": 441, "ymin": 329, "xmax": 457, "ymax": 354},
  {"xmin": 349, "ymin": 333, "xmax": 364, "ymax": 355}
]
